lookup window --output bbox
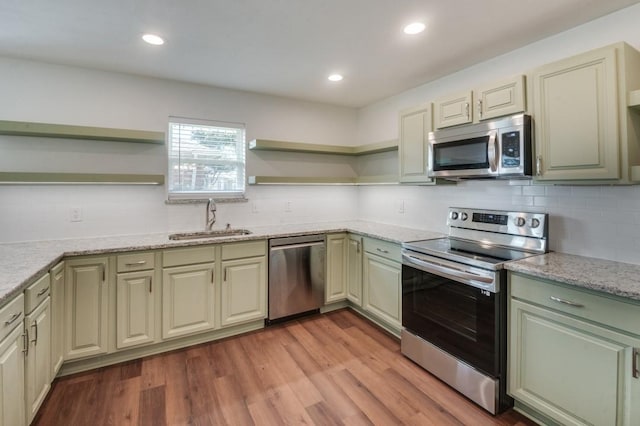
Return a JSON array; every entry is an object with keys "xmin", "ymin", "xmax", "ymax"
[{"xmin": 168, "ymin": 117, "xmax": 245, "ymax": 199}]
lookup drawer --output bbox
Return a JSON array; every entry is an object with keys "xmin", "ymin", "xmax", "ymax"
[
  {"xmin": 117, "ymin": 251, "xmax": 156, "ymax": 272},
  {"xmin": 363, "ymin": 237, "xmax": 401, "ymax": 263},
  {"xmin": 163, "ymin": 245, "xmax": 216, "ymax": 268},
  {"xmin": 222, "ymin": 240, "xmax": 266, "ymax": 260},
  {"xmin": 0, "ymin": 294, "xmax": 24, "ymax": 341},
  {"xmin": 25, "ymin": 273, "xmax": 50, "ymax": 313},
  {"xmin": 510, "ymin": 272, "xmax": 640, "ymax": 337}
]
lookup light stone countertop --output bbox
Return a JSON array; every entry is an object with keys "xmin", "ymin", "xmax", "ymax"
[
  {"xmin": 505, "ymin": 252, "xmax": 640, "ymax": 302},
  {"xmin": 0, "ymin": 220, "xmax": 443, "ymax": 307}
]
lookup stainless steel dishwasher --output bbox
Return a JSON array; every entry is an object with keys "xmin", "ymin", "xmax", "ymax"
[{"xmin": 268, "ymin": 235, "xmax": 325, "ymax": 322}]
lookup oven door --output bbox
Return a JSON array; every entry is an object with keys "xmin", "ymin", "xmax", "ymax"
[
  {"xmin": 428, "ymin": 130, "xmax": 498, "ymax": 178},
  {"xmin": 401, "ymin": 252, "xmax": 502, "ymax": 377}
]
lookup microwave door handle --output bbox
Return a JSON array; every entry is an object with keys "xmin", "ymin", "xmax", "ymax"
[
  {"xmin": 403, "ymin": 254, "xmax": 495, "ymax": 289},
  {"xmin": 488, "ymin": 131, "xmax": 498, "ymax": 172}
]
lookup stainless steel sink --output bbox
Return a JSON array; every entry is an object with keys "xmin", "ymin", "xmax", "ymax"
[{"xmin": 168, "ymin": 229, "xmax": 252, "ymax": 240}]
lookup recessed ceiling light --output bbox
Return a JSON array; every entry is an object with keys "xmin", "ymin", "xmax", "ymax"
[
  {"xmin": 142, "ymin": 34, "xmax": 164, "ymax": 45},
  {"xmin": 328, "ymin": 74, "xmax": 343, "ymax": 82},
  {"xmin": 403, "ymin": 22, "xmax": 426, "ymax": 35}
]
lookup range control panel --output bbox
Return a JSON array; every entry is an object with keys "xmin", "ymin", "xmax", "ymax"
[{"xmin": 447, "ymin": 207, "xmax": 547, "ymax": 239}]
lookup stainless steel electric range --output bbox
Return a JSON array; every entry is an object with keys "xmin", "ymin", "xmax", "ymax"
[{"xmin": 401, "ymin": 207, "xmax": 548, "ymax": 414}]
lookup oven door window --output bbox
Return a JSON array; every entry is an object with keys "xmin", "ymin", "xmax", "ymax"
[
  {"xmin": 402, "ymin": 265, "xmax": 498, "ymax": 376},
  {"xmin": 432, "ymin": 135, "xmax": 489, "ymax": 171}
]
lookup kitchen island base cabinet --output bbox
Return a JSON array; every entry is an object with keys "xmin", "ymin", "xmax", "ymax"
[
  {"xmin": 25, "ymin": 297, "xmax": 51, "ymax": 424},
  {"xmin": 162, "ymin": 263, "xmax": 216, "ymax": 340},
  {"xmin": 346, "ymin": 234, "xmax": 363, "ymax": 306},
  {"xmin": 509, "ymin": 273, "xmax": 640, "ymax": 426},
  {"xmin": 64, "ymin": 257, "xmax": 109, "ymax": 361},
  {"xmin": 49, "ymin": 262, "xmax": 64, "ymax": 378}
]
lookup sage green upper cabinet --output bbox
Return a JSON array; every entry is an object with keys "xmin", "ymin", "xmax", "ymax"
[
  {"xmin": 399, "ymin": 104, "xmax": 433, "ymax": 183},
  {"xmin": 509, "ymin": 273, "xmax": 640, "ymax": 426},
  {"xmin": 530, "ymin": 42, "xmax": 640, "ymax": 183},
  {"xmin": 474, "ymin": 75, "xmax": 526, "ymax": 121},
  {"xmin": 434, "ymin": 76, "xmax": 526, "ymax": 129},
  {"xmin": 434, "ymin": 91, "xmax": 473, "ymax": 129}
]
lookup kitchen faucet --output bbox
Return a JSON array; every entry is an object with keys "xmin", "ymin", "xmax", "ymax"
[{"xmin": 206, "ymin": 198, "xmax": 216, "ymax": 230}]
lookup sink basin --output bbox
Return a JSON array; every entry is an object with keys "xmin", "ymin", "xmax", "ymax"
[{"xmin": 168, "ymin": 229, "xmax": 252, "ymax": 240}]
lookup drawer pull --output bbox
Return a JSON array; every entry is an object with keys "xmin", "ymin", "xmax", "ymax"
[
  {"xmin": 4, "ymin": 312, "xmax": 21, "ymax": 327},
  {"xmin": 125, "ymin": 260, "xmax": 147, "ymax": 266},
  {"xmin": 633, "ymin": 348, "xmax": 639, "ymax": 379},
  {"xmin": 550, "ymin": 296, "xmax": 584, "ymax": 308},
  {"xmin": 376, "ymin": 248, "xmax": 389, "ymax": 254},
  {"xmin": 36, "ymin": 287, "xmax": 49, "ymax": 297}
]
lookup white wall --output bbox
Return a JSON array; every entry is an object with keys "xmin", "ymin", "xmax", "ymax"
[
  {"xmin": 0, "ymin": 57, "xmax": 360, "ymax": 242},
  {"xmin": 356, "ymin": 3, "xmax": 640, "ymax": 265}
]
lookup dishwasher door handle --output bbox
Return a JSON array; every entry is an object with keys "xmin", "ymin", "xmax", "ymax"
[{"xmin": 270, "ymin": 241, "xmax": 325, "ymax": 251}]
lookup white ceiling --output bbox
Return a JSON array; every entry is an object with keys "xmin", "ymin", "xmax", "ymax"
[{"xmin": 1, "ymin": 0, "xmax": 638, "ymax": 108}]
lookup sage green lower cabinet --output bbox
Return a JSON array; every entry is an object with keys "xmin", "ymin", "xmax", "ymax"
[
  {"xmin": 64, "ymin": 257, "xmax": 109, "ymax": 360},
  {"xmin": 362, "ymin": 252, "xmax": 401, "ymax": 332},
  {"xmin": 25, "ymin": 297, "xmax": 51, "ymax": 424},
  {"xmin": 49, "ymin": 262, "xmax": 64, "ymax": 378},
  {"xmin": 509, "ymin": 273, "xmax": 640, "ymax": 426},
  {"xmin": 162, "ymin": 262, "xmax": 216, "ymax": 339},
  {"xmin": 116, "ymin": 270, "xmax": 155, "ymax": 349},
  {"xmin": 0, "ymin": 324, "xmax": 26, "ymax": 426},
  {"xmin": 220, "ymin": 256, "xmax": 267, "ymax": 327},
  {"xmin": 346, "ymin": 234, "xmax": 363, "ymax": 306},
  {"xmin": 326, "ymin": 233, "xmax": 348, "ymax": 303}
]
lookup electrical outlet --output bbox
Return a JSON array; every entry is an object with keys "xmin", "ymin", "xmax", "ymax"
[
  {"xmin": 251, "ymin": 202, "xmax": 259, "ymax": 213},
  {"xmin": 70, "ymin": 207, "xmax": 83, "ymax": 222},
  {"xmin": 285, "ymin": 201, "xmax": 292, "ymax": 212},
  {"xmin": 397, "ymin": 200, "xmax": 405, "ymax": 214}
]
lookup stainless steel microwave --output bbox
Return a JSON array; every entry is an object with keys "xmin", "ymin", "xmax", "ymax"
[{"xmin": 428, "ymin": 114, "xmax": 532, "ymax": 179}]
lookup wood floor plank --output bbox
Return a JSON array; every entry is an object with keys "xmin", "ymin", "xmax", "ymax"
[{"xmin": 35, "ymin": 309, "xmax": 535, "ymax": 426}]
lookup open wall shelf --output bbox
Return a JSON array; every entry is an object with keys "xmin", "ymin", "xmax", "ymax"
[
  {"xmin": 0, "ymin": 172, "xmax": 165, "ymax": 185},
  {"xmin": 248, "ymin": 139, "xmax": 398, "ymax": 156},
  {"xmin": 0, "ymin": 120, "xmax": 165, "ymax": 144}
]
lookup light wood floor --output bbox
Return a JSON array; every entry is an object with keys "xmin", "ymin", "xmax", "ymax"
[{"xmin": 34, "ymin": 309, "xmax": 535, "ymax": 425}]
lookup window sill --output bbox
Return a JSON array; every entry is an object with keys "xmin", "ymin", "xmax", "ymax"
[{"xmin": 165, "ymin": 197, "xmax": 249, "ymax": 205}]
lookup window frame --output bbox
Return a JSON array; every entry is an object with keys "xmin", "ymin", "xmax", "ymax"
[{"xmin": 166, "ymin": 116, "xmax": 246, "ymax": 201}]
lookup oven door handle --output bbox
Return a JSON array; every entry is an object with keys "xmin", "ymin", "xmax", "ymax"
[{"xmin": 402, "ymin": 253, "xmax": 496, "ymax": 292}]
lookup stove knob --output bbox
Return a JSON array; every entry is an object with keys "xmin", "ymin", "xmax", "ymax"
[
  {"xmin": 531, "ymin": 218, "xmax": 541, "ymax": 228},
  {"xmin": 514, "ymin": 216, "xmax": 526, "ymax": 227},
  {"xmin": 449, "ymin": 211, "xmax": 459, "ymax": 220},
  {"xmin": 460, "ymin": 212, "xmax": 468, "ymax": 221}
]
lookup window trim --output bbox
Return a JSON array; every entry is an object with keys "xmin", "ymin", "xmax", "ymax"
[{"xmin": 166, "ymin": 116, "xmax": 246, "ymax": 201}]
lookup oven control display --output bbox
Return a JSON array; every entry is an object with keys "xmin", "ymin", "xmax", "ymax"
[{"xmin": 473, "ymin": 212, "xmax": 508, "ymax": 225}]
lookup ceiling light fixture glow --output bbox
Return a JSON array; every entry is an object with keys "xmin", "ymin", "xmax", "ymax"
[
  {"xmin": 403, "ymin": 22, "xmax": 426, "ymax": 35},
  {"xmin": 328, "ymin": 74, "xmax": 343, "ymax": 82},
  {"xmin": 142, "ymin": 34, "xmax": 165, "ymax": 45}
]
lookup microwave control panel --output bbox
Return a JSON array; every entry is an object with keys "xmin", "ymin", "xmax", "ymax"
[{"xmin": 501, "ymin": 131, "xmax": 521, "ymax": 168}]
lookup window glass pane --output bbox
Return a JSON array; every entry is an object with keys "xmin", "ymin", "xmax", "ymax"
[{"xmin": 168, "ymin": 119, "xmax": 245, "ymax": 197}]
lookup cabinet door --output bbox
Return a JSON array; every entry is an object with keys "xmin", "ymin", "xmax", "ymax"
[
  {"xmin": 434, "ymin": 91, "xmax": 473, "ymax": 129},
  {"xmin": 346, "ymin": 235, "xmax": 363, "ymax": 305},
  {"xmin": 475, "ymin": 75, "xmax": 525, "ymax": 121},
  {"xmin": 363, "ymin": 253, "xmax": 401, "ymax": 330},
  {"xmin": 325, "ymin": 234, "xmax": 347, "ymax": 303},
  {"xmin": 64, "ymin": 257, "xmax": 109, "ymax": 360},
  {"xmin": 220, "ymin": 256, "xmax": 266, "ymax": 327},
  {"xmin": 25, "ymin": 298, "xmax": 51, "ymax": 424},
  {"xmin": 531, "ymin": 46, "xmax": 619, "ymax": 180},
  {"xmin": 510, "ymin": 299, "xmax": 640, "ymax": 426},
  {"xmin": 0, "ymin": 325, "xmax": 26, "ymax": 426},
  {"xmin": 162, "ymin": 263, "xmax": 215, "ymax": 339},
  {"xmin": 50, "ymin": 262, "xmax": 64, "ymax": 378},
  {"xmin": 116, "ymin": 270, "xmax": 155, "ymax": 349},
  {"xmin": 399, "ymin": 104, "xmax": 433, "ymax": 183}
]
